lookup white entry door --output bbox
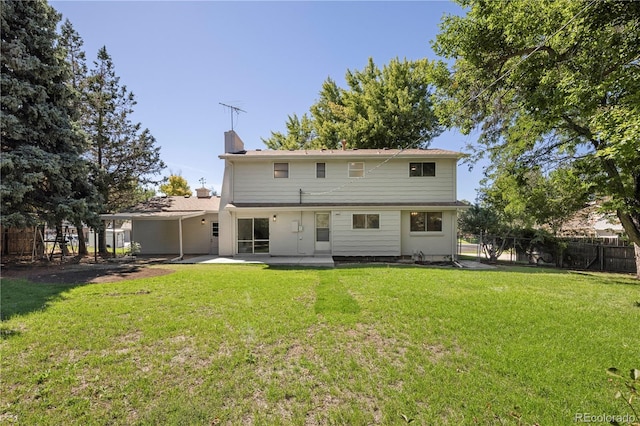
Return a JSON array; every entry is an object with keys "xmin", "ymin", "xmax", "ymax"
[{"xmin": 315, "ymin": 212, "xmax": 331, "ymax": 252}]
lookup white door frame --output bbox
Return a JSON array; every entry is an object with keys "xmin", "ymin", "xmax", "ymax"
[{"xmin": 315, "ymin": 212, "xmax": 331, "ymax": 253}]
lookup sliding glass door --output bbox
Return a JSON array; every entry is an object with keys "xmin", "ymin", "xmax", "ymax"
[{"xmin": 237, "ymin": 218, "xmax": 269, "ymax": 254}]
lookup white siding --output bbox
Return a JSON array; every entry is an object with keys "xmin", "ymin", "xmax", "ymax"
[
  {"xmin": 231, "ymin": 158, "xmax": 457, "ymax": 204},
  {"xmin": 331, "ymin": 210, "xmax": 401, "ymax": 256},
  {"xmin": 133, "ymin": 214, "xmax": 217, "ymax": 255},
  {"xmin": 400, "ymin": 210, "xmax": 457, "ymax": 260},
  {"xmin": 134, "ymin": 220, "xmax": 179, "ymax": 254},
  {"xmin": 267, "ymin": 211, "xmax": 315, "ymax": 256},
  {"xmin": 218, "ymin": 210, "xmax": 234, "ymax": 256},
  {"xmin": 220, "ymin": 152, "xmax": 462, "ymax": 258},
  {"xmin": 218, "ymin": 159, "xmax": 235, "ymax": 256},
  {"xmin": 182, "ymin": 215, "xmax": 217, "ymax": 254}
]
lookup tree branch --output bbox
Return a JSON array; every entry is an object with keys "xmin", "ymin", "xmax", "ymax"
[{"xmin": 491, "ymin": 45, "xmax": 560, "ymax": 71}]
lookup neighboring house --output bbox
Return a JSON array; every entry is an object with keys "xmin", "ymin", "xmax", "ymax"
[
  {"xmin": 217, "ymin": 131, "xmax": 468, "ymax": 260},
  {"xmin": 87, "ymin": 221, "xmax": 129, "ymax": 249},
  {"xmin": 559, "ymin": 201, "xmax": 625, "ymax": 242},
  {"xmin": 102, "ymin": 189, "xmax": 219, "ymax": 258}
]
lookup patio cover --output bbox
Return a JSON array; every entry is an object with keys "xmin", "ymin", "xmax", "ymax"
[
  {"xmin": 99, "ymin": 195, "xmax": 220, "ymax": 259},
  {"xmin": 100, "ymin": 211, "xmax": 209, "ymax": 260}
]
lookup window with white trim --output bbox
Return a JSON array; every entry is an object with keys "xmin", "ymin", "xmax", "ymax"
[
  {"xmin": 409, "ymin": 162, "xmax": 436, "ymax": 177},
  {"xmin": 410, "ymin": 212, "xmax": 442, "ymax": 232},
  {"xmin": 316, "ymin": 162, "xmax": 326, "ymax": 178},
  {"xmin": 352, "ymin": 214, "xmax": 380, "ymax": 229},
  {"xmin": 274, "ymin": 163, "xmax": 289, "ymax": 178},
  {"xmin": 348, "ymin": 162, "xmax": 364, "ymax": 178}
]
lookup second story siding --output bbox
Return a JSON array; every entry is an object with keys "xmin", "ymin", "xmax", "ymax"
[{"xmin": 221, "ymin": 149, "xmax": 462, "ymax": 204}]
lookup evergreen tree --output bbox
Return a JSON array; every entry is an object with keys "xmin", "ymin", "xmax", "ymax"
[
  {"xmin": 1, "ymin": 0, "xmax": 99, "ymax": 232},
  {"xmin": 59, "ymin": 19, "xmax": 100, "ymax": 255},
  {"xmin": 59, "ymin": 19, "xmax": 87, "ymax": 94},
  {"xmin": 84, "ymin": 46, "xmax": 165, "ymax": 252}
]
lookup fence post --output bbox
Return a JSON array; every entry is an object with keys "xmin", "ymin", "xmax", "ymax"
[{"xmin": 599, "ymin": 245, "xmax": 604, "ymax": 271}]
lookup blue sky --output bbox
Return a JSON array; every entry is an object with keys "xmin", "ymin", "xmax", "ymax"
[{"xmin": 51, "ymin": 0, "xmax": 483, "ymax": 202}]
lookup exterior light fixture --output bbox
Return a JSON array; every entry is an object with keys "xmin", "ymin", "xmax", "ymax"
[
  {"xmin": 272, "ymin": 215, "xmax": 277, "ymax": 222},
  {"xmin": 201, "ymin": 218, "xmax": 206, "ymax": 225}
]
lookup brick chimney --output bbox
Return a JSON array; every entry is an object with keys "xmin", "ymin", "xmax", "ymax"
[
  {"xmin": 196, "ymin": 187, "xmax": 211, "ymax": 198},
  {"xmin": 224, "ymin": 130, "xmax": 245, "ymax": 153}
]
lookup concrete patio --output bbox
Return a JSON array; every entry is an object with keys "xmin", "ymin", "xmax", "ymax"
[
  {"xmin": 173, "ymin": 255, "xmax": 335, "ymax": 267},
  {"xmin": 172, "ymin": 256, "xmax": 497, "ymax": 270}
]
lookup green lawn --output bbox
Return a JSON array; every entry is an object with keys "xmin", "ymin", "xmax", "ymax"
[{"xmin": 1, "ymin": 265, "xmax": 639, "ymax": 425}]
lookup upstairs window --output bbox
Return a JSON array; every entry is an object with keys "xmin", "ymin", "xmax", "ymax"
[
  {"xmin": 316, "ymin": 162, "xmax": 326, "ymax": 178},
  {"xmin": 353, "ymin": 214, "xmax": 380, "ymax": 229},
  {"xmin": 410, "ymin": 212, "xmax": 442, "ymax": 232},
  {"xmin": 409, "ymin": 162, "xmax": 436, "ymax": 177},
  {"xmin": 274, "ymin": 162, "xmax": 289, "ymax": 178},
  {"xmin": 349, "ymin": 162, "xmax": 364, "ymax": 178}
]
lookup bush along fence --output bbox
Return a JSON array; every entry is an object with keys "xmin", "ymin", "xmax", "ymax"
[{"xmin": 459, "ymin": 233, "xmax": 636, "ymax": 274}]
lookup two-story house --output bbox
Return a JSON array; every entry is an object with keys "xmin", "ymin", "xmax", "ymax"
[{"xmin": 218, "ymin": 131, "xmax": 467, "ymax": 261}]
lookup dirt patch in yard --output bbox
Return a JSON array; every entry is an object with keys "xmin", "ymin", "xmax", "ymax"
[{"xmin": 1, "ymin": 258, "xmax": 174, "ymax": 285}]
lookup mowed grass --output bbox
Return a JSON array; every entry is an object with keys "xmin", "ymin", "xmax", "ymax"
[{"xmin": 1, "ymin": 265, "xmax": 639, "ymax": 425}]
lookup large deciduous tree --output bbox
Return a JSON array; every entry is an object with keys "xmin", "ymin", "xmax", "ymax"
[
  {"xmin": 482, "ymin": 166, "xmax": 592, "ymax": 235},
  {"xmin": 263, "ymin": 57, "xmax": 442, "ymax": 150},
  {"xmin": 263, "ymin": 114, "xmax": 318, "ymax": 150},
  {"xmin": 433, "ymin": 0, "xmax": 640, "ymax": 276},
  {"xmin": 160, "ymin": 174, "xmax": 192, "ymax": 196},
  {"xmin": 1, "ymin": 0, "xmax": 99, "ymax": 232}
]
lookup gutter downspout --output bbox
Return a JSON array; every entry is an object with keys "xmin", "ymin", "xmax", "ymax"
[
  {"xmin": 451, "ymin": 210, "xmax": 457, "ymax": 261},
  {"xmin": 452, "ymin": 209, "xmax": 463, "ymax": 268}
]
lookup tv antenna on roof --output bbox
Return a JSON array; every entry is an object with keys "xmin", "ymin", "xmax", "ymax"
[{"xmin": 219, "ymin": 102, "xmax": 246, "ymax": 131}]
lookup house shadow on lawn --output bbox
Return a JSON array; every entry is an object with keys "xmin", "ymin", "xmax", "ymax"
[
  {"xmin": 0, "ymin": 278, "xmax": 84, "ymax": 326},
  {"xmin": 0, "ymin": 264, "xmax": 174, "ymax": 324}
]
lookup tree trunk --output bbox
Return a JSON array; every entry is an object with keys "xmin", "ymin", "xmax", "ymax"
[
  {"xmin": 635, "ymin": 243, "xmax": 640, "ymax": 280},
  {"xmin": 55, "ymin": 225, "xmax": 70, "ymax": 256},
  {"xmin": 98, "ymin": 228, "xmax": 107, "ymax": 255},
  {"xmin": 616, "ymin": 210, "xmax": 640, "ymax": 280},
  {"xmin": 96, "ymin": 218, "xmax": 108, "ymax": 255},
  {"xmin": 75, "ymin": 222, "xmax": 88, "ymax": 256}
]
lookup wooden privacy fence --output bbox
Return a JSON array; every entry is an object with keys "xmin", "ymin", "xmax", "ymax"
[
  {"xmin": 459, "ymin": 234, "xmax": 636, "ymax": 274},
  {"xmin": 563, "ymin": 242, "xmax": 636, "ymax": 274},
  {"xmin": 1, "ymin": 226, "xmax": 45, "ymax": 258}
]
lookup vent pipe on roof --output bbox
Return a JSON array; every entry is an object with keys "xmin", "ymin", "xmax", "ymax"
[{"xmin": 341, "ymin": 139, "xmax": 346, "ymax": 150}]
